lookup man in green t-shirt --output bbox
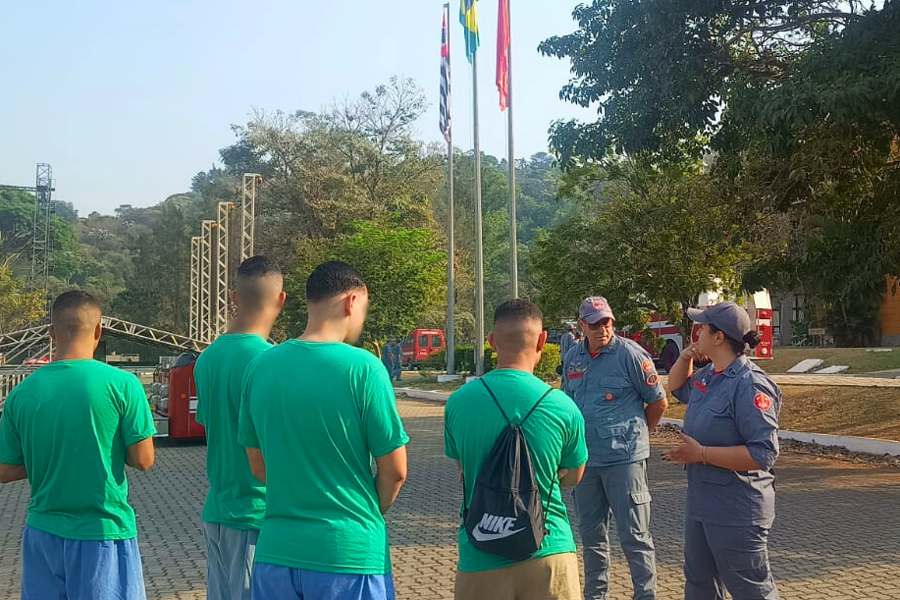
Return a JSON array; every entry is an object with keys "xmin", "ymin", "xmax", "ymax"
[
  {"xmin": 0, "ymin": 290, "xmax": 156, "ymax": 600},
  {"xmin": 195, "ymin": 256, "xmax": 285, "ymax": 600},
  {"xmin": 239, "ymin": 261, "xmax": 409, "ymax": 600},
  {"xmin": 445, "ymin": 299, "xmax": 588, "ymax": 600}
]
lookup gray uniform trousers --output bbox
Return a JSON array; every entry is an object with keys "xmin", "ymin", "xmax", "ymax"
[
  {"xmin": 574, "ymin": 460, "xmax": 656, "ymax": 600},
  {"xmin": 684, "ymin": 519, "xmax": 779, "ymax": 600}
]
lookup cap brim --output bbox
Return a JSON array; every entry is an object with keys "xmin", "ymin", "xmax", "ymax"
[
  {"xmin": 686, "ymin": 308, "xmax": 708, "ymax": 323},
  {"xmin": 581, "ymin": 312, "xmax": 612, "ymax": 325}
]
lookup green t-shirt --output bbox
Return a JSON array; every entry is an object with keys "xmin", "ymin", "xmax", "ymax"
[
  {"xmin": 0, "ymin": 359, "xmax": 156, "ymax": 540},
  {"xmin": 196, "ymin": 333, "xmax": 272, "ymax": 530},
  {"xmin": 238, "ymin": 340, "xmax": 410, "ymax": 574},
  {"xmin": 444, "ymin": 369, "xmax": 588, "ymax": 573}
]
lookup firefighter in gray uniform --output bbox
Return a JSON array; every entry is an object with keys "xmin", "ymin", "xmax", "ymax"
[
  {"xmin": 562, "ymin": 297, "xmax": 668, "ymax": 600},
  {"xmin": 665, "ymin": 301, "xmax": 781, "ymax": 600},
  {"xmin": 560, "ymin": 322, "xmax": 577, "ymax": 360}
]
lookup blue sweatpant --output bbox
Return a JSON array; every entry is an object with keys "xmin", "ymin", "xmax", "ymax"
[
  {"xmin": 204, "ymin": 522, "xmax": 258, "ymax": 600},
  {"xmin": 22, "ymin": 525, "xmax": 146, "ymax": 600},
  {"xmin": 251, "ymin": 563, "xmax": 395, "ymax": 600}
]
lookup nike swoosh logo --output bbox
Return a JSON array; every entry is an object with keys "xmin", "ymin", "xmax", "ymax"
[{"xmin": 471, "ymin": 527, "xmax": 526, "ymax": 542}]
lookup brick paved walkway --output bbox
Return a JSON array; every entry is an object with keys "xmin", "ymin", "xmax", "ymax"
[{"xmin": 1, "ymin": 398, "xmax": 900, "ymax": 599}]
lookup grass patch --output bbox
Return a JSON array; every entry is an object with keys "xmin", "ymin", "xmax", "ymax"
[
  {"xmin": 666, "ymin": 385, "xmax": 900, "ymax": 442},
  {"xmin": 763, "ymin": 347, "xmax": 900, "ymax": 374}
]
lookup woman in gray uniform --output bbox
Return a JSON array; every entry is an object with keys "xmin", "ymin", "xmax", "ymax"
[{"xmin": 665, "ymin": 301, "xmax": 781, "ymax": 600}]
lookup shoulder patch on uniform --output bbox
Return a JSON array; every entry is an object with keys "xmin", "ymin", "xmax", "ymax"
[
  {"xmin": 754, "ymin": 392, "xmax": 773, "ymax": 412},
  {"xmin": 645, "ymin": 374, "xmax": 659, "ymax": 387},
  {"xmin": 641, "ymin": 359, "xmax": 654, "ymax": 373}
]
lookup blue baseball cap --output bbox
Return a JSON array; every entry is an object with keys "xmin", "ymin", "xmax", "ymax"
[
  {"xmin": 687, "ymin": 301, "xmax": 752, "ymax": 343},
  {"xmin": 579, "ymin": 296, "xmax": 615, "ymax": 325}
]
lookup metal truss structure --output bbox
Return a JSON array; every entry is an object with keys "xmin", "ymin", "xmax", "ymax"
[
  {"xmin": 241, "ymin": 174, "xmax": 261, "ymax": 262},
  {"xmin": 101, "ymin": 316, "xmax": 205, "ymax": 353},
  {"xmin": 189, "ymin": 236, "xmax": 200, "ymax": 339},
  {"xmin": 31, "ymin": 164, "xmax": 53, "ymax": 293},
  {"xmin": 0, "ymin": 163, "xmax": 55, "ymax": 298},
  {"xmin": 0, "ymin": 318, "xmax": 208, "ymax": 410},
  {"xmin": 215, "ymin": 202, "xmax": 235, "ymax": 338},
  {"xmin": 200, "ymin": 220, "xmax": 215, "ymax": 343},
  {"xmin": 186, "ymin": 173, "xmax": 262, "ymax": 343}
]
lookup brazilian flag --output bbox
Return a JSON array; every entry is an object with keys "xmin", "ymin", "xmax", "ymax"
[{"xmin": 459, "ymin": 0, "xmax": 479, "ymax": 63}]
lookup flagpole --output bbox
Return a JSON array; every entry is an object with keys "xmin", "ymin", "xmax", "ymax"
[
  {"xmin": 445, "ymin": 5, "xmax": 456, "ymax": 376},
  {"xmin": 506, "ymin": 0, "xmax": 518, "ymax": 298},
  {"xmin": 446, "ymin": 134, "xmax": 456, "ymax": 375},
  {"xmin": 472, "ymin": 51, "xmax": 486, "ymax": 377}
]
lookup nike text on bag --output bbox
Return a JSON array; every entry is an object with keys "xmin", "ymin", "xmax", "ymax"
[{"xmin": 463, "ymin": 379, "xmax": 555, "ymax": 561}]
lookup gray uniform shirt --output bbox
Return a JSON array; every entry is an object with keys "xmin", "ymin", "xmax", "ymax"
[
  {"xmin": 672, "ymin": 355, "xmax": 781, "ymax": 528},
  {"xmin": 562, "ymin": 335, "xmax": 665, "ymax": 468}
]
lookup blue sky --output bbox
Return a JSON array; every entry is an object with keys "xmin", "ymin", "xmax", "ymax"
[{"xmin": 0, "ymin": 1, "xmax": 594, "ymax": 215}]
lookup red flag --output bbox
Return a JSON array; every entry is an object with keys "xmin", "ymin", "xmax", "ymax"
[{"xmin": 496, "ymin": 0, "xmax": 510, "ymax": 111}]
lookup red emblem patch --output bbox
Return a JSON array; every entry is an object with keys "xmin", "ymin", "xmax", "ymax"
[
  {"xmin": 605, "ymin": 392, "xmax": 614, "ymax": 401},
  {"xmin": 692, "ymin": 379, "xmax": 708, "ymax": 393},
  {"xmin": 754, "ymin": 392, "xmax": 773, "ymax": 412},
  {"xmin": 641, "ymin": 359, "xmax": 654, "ymax": 373},
  {"xmin": 645, "ymin": 374, "xmax": 660, "ymax": 387},
  {"xmin": 591, "ymin": 298, "xmax": 607, "ymax": 310}
]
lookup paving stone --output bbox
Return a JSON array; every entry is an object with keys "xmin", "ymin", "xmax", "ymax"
[{"xmin": 0, "ymin": 398, "xmax": 899, "ymax": 599}]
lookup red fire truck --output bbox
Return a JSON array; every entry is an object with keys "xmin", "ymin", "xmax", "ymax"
[
  {"xmin": 627, "ymin": 289, "xmax": 774, "ymax": 371},
  {"xmin": 150, "ymin": 353, "xmax": 205, "ymax": 441},
  {"xmin": 401, "ymin": 328, "xmax": 447, "ymax": 368}
]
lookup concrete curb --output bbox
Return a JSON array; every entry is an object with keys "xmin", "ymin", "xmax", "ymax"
[
  {"xmin": 396, "ymin": 387, "xmax": 900, "ymax": 458},
  {"xmin": 660, "ymin": 417, "xmax": 900, "ymax": 458}
]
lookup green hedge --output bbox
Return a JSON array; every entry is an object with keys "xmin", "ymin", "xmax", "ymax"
[
  {"xmin": 423, "ymin": 342, "xmax": 561, "ymax": 382},
  {"xmin": 422, "ymin": 343, "xmax": 496, "ymax": 373}
]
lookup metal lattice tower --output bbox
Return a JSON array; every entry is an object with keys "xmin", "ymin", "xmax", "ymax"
[
  {"xmin": 189, "ymin": 236, "xmax": 201, "ymax": 340},
  {"xmin": 30, "ymin": 164, "xmax": 53, "ymax": 293},
  {"xmin": 241, "ymin": 174, "xmax": 261, "ymax": 262},
  {"xmin": 199, "ymin": 220, "xmax": 215, "ymax": 343},
  {"xmin": 215, "ymin": 202, "xmax": 235, "ymax": 338}
]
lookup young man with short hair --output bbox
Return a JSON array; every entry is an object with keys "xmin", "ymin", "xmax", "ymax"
[
  {"xmin": 239, "ymin": 261, "xmax": 409, "ymax": 600},
  {"xmin": 445, "ymin": 299, "xmax": 588, "ymax": 600},
  {"xmin": 195, "ymin": 256, "xmax": 286, "ymax": 600},
  {"xmin": 0, "ymin": 290, "xmax": 156, "ymax": 600}
]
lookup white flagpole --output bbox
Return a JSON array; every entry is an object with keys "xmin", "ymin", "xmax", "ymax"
[
  {"xmin": 472, "ymin": 51, "xmax": 486, "ymax": 376},
  {"xmin": 506, "ymin": 0, "xmax": 518, "ymax": 298}
]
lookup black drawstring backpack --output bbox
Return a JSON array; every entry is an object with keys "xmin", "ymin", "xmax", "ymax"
[{"xmin": 462, "ymin": 379, "xmax": 555, "ymax": 561}]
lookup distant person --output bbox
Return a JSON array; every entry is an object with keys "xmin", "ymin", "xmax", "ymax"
[
  {"xmin": 390, "ymin": 339, "xmax": 403, "ymax": 382},
  {"xmin": 665, "ymin": 302, "xmax": 781, "ymax": 599},
  {"xmin": 559, "ymin": 322, "xmax": 577, "ymax": 360},
  {"xmin": 239, "ymin": 261, "xmax": 409, "ymax": 600},
  {"xmin": 195, "ymin": 256, "xmax": 285, "ymax": 600},
  {"xmin": 0, "ymin": 290, "xmax": 156, "ymax": 600},
  {"xmin": 382, "ymin": 340, "xmax": 397, "ymax": 382},
  {"xmin": 445, "ymin": 299, "xmax": 588, "ymax": 600},
  {"xmin": 562, "ymin": 296, "xmax": 668, "ymax": 600}
]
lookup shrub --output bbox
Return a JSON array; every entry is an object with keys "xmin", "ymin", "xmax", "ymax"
[
  {"xmin": 535, "ymin": 343, "xmax": 562, "ymax": 382},
  {"xmin": 423, "ymin": 342, "xmax": 560, "ymax": 381}
]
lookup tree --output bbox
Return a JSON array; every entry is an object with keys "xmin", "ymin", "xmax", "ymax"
[
  {"xmin": 283, "ymin": 221, "xmax": 447, "ymax": 342},
  {"xmin": 538, "ymin": 0, "xmax": 884, "ymax": 164},
  {"xmin": 0, "ymin": 255, "xmax": 45, "ymax": 332},
  {"xmin": 531, "ymin": 160, "xmax": 762, "ymax": 340},
  {"xmin": 541, "ymin": 1, "xmax": 900, "ymax": 344}
]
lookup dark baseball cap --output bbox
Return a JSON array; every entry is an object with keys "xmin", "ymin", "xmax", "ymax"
[
  {"xmin": 687, "ymin": 301, "xmax": 752, "ymax": 343},
  {"xmin": 579, "ymin": 296, "xmax": 615, "ymax": 325}
]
